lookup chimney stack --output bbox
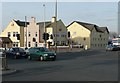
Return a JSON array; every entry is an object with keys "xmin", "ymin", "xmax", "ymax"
[
  {"xmin": 31, "ymin": 17, "xmax": 36, "ymax": 23},
  {"xmin": 51, "ymin": 16, "xmax": 56, "ymax": 23}
]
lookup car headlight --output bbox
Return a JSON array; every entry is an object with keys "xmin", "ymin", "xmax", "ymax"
[
  {"xmin": 54, "ymin": 53, "xmax": 56, "ymax": 55},
  {"xmin": 43, "ymin": 54, "xmax": 48, "ymax": 56}
]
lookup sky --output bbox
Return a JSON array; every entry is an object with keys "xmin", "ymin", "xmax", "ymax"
[{"xmin": 0, "ymin": 1, "xmax": 119, "ymax": 34}]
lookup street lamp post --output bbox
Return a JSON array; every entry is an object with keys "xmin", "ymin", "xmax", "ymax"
[
  {"xmin": 55, "ymin": 0, "xmax": 57, "ymax": 53},
  {"xmin": 43, "ymin": 4, "xmax": 46, "ymax": 48},
  {"xmin": 25, "ymin": 16, "xmax": 28, "ymax": 50}
]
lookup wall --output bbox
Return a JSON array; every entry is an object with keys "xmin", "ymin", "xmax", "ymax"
[
  {"xmin": 90, "ymin": 28, "xmax": 109, "ymax": 49},
  {"xmin": 24, "ymin": 17, "xmax": 39, "ymax": 47},
  {"xmin": 67, "ymin": 22, "xmax": 91, "ymax": 49}
]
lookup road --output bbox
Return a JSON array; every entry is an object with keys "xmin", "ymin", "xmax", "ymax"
[{"xmin": 2, "ymin": 49, "xmax": 119, "ymax": 81}]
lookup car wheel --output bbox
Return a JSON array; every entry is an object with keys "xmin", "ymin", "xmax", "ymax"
[
  {"xmin": 40, "ymin": 56, "xmax": 44, "ymax": 61},
  {"xmin": 28, "ymin": 56, "xmax": 32, "ymax": 60}
]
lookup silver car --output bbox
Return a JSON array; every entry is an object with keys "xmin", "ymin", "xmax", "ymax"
[{"xmin": 106, "ymin": 44, "xmax": 120, "ymax": 51}]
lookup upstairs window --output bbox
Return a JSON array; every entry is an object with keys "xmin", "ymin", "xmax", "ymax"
[
  {"xmin": 13, "ymin": 32, "xmax": 18, "ymax": 37},
  {"xmin": 13, "ymin": 32, "xmax": 16, "ymax": 37},
  {"xmin": 8, "ymin": 32, "xmax": 11, "ymax": 37},
  {"xmin": 35, "ymin": 32, "xmax": 37, "ymax": 37},
  {"xmin": 59, "ymin": 28, "xmax": 62, "ymax": 31},
  {"xmin": 28, "ymin": 32, "xmax": 31, "ymax": 37},
  {"xmin": 16, "ymin": 32, "xmax": 18, "ymax": 37},
  {"xmin": 28, "ymin": 42, "xmax": 31, "ymax": 47}
]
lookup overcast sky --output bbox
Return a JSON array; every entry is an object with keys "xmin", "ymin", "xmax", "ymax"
[{"xmin": 0, "ymin": 1, "xmax": 119, "ymax": 34}]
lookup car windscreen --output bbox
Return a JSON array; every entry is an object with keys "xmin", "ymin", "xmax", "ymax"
[
  {"xmin": 38, "ymin": 48, "xmax": 49, "ymax": 52},
  {"xmin": 13, "ymin": 48, "xmax": 24, "ymax": 52}
]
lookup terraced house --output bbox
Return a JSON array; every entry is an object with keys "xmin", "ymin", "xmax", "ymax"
[
  {"xmin": 24, "ymin": 16, "xmax": 68, "ymax": 47},
  {"xmin": 67, "ymin": 21, "xmax": 109, "ymax": 49},
  {"xmin": 0, "ymin": 16, "xmax": 68, "ymax": 48}
]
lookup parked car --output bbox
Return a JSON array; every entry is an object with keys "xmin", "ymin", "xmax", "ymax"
[
  {"xmin": 106, "ymin": 44, "xmax": 120, "ymax": 51},
  {"xmin": 6, "ymin": 47, "xmax": 27, "ymax": 59},
  {"xmin": 27, "ymin": 47, "xmax": 56, "ymax": 61}
]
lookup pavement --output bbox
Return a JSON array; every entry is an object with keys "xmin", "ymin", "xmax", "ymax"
[
  {"xmin": 1, "ymin": 69, "xmax": 17, "ymax": 76},
  {"xmin": 52, "ymin": 47, "xmax": 85, "ymax": 53}
]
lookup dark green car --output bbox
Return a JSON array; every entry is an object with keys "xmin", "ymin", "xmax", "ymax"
[{"xmin": 27, "ymin": 47, "xmax": 56, "ymax": 61}]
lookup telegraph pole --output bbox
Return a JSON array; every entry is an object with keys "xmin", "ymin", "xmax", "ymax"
[
  {"xmin": 25, "ymin": 16, "xmax": 28, "ymax": 50},
  {"xmin": 43, "ymin": 4, "xmax": 46, "ymax": 47}
]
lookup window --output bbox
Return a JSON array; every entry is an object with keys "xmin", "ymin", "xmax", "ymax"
[
  {"xmin": 19, "ymin": 48, "xmax": 24, "ymax": 52},
  {"xmin": 53, "ymin": 34, "xmax": 59, "ymax": 37},
  {"xmin": 28, "ymin": 32, "xmax": 31, "ymax": 37},
  {"xmin": 16, "ymin": 42, "xmax": 18, "ymax": 47},
  {"xmin": 8, "ymin": 32, "xmax": 11, "ymax": 37},
  {"xmin": 13, "ymin": 42, "xmax": 16, "ymax": 47},
  {"xmin": 35, "ymin": 42, "xmax": 37, "ymax": 47},
  {"xmin": 35, "ymin": 32, "xmax": 37, "ymax": 37},
  {"xmin": 16, "ymin": 32, "xmax": 18, "ymax": 37},
  {"xmin": 13, "ymin": 32, "xmax": 16, "ymax": 37},
  {"xmin": 65, "ymin": 35, "xmax": 67, "ymax": 37},
  {"xmin": 56, "ymin": 34, "xmax": 59, "ymax": 37},
  {"xmin": 13, "ymin": 42, "xmax": 18, "ymax": 47},
  {"xmin": 61, "ymin": 41, "xmax": 66, "ymax": 45},
  {"xmin": 9, "ymin": 48, "xmax": 13, "ymax": 52},
  {"xmin": 59, "ymin": 28, "xmax": 62, "ymax": 31},
  {"xmin": 61, "ymin": 34, "xmax": 64, "ymax": 37},
  {"xmin": 13, "ymin": 32, "xmax": 18, "ymax": 37},
  {"xmin": 57, "ymin": 41, "xmax": 59, "ymax": 45},
  {"xmin": 28, "ymin": 42, "xmax": 31, "ymax": 47}
]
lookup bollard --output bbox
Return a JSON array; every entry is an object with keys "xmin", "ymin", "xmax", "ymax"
[{"xmin": 85, "ymin": 45, "xmax": 88, "ymax": 50}]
